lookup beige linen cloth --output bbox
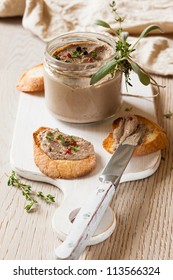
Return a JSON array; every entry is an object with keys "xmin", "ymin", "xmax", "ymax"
[{"xmin": 0, "ymin": 0, "xmax": 173, "ymax": 76}]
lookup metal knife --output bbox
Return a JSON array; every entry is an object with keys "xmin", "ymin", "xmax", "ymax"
[{"xmin": 54, "ymin": 131, "xmax": 142, "ymax": 260}]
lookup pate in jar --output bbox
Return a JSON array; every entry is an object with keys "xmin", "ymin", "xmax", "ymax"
[{"xmin": 44, "ymin": 32, "xmax": 122, "ymax": 123}]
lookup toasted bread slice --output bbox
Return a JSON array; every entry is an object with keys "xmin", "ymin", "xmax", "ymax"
[
  {"xmin": 16, "ymin": 64, "xmax": 44, "ymax": 93},
  {"xmin": 33, "ymin": 127, "xmax": 96, "ymax": 179},
  {"xmin": 103, "ymin": 115, "xmax": 168, "ymax": 156}
]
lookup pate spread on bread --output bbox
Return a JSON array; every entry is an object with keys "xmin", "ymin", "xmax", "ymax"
[
  {"xmin": 103, "ymin": 114, "xmax": 168, "ymax": 156},
  {"xmin": 33, "ymin": 127, "xmax": 96, "ymax": 179},
  {"xmin": 16, "ymin": 64, "xmax": 44, "ymax": 93}
]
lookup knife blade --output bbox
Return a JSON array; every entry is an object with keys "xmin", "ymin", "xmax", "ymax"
[{"xmin": 54, "ymin": 130, "xmax": 142, "ymax": 260}]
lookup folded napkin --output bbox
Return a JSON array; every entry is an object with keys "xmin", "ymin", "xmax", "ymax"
[
  {"xmin": 1, "ymin": 0, "xmax": 173, "ymax": 76},
  {"xmin": 0, "ymin": 0, "xmax": 25, "ymax": 17},
  {"xmin": 21, "ymin": 0, "xmax": 173, "ymax": 38},
  {"xmin": 131, "ymin": 36, "xmax": 173, "ymax": 76}
]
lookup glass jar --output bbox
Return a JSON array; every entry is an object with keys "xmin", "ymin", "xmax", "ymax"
[{"xmin": 44, "ymin": 32, "xmax": 122, "ymax": 123}]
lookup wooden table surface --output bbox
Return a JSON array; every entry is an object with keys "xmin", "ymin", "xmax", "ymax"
[{"xmin": 0, "ymin": 17, "xmax": 173, "ymax": 260}]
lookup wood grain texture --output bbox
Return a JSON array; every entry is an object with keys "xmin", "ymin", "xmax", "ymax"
[{"xmin": 0, "ymin": 18, "xmax": 173, "ymax": 260}]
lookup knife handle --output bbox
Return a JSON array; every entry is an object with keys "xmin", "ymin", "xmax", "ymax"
[{"xmin": 54, "ymin": 181, "xmax": 115, "ymax": 260}]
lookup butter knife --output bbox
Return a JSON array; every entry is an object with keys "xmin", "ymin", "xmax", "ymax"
[{"xmin": 54, "ymin": 131, "xmax": 142, "ymax": 260}]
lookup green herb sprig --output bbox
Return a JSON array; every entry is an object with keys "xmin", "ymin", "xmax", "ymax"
[
  {"xmin": 8, "ymin": 171, "xmax": 55, "ymax": 213},
  {"xmin": 90, "ymin": 1, "xmax": 163, "ymax": 90},
  {"xmin": 37, "ymin": 191, "xmax": 55, "ymax": 203}
]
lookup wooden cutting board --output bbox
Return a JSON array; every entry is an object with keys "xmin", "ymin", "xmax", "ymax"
[{"xmin": 10, "ymin": 72, "xmax": 160, "ymax": 245}]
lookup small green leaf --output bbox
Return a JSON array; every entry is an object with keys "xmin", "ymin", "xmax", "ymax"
[
  {"xmin": 24, "ymin": 201, "xmax": 35, "ymax": 212},
  {"xmin": 71, "ymin": 146, "xmax": 80, "ymax": 152},
  {"xmin": 164, "ymin": 111, "xmax": 173, "ymax": 119},
  {"xmin": 139, "ymin": 25, "xmax": 163, "ymax": 40},
  {"xmin": 45, "ymin": 194, "xmax": 55, "ymax": 203},
  {"xmin": 95, "ymin": 19, "xmax": 111, "ymax": 29},
  {"xmin": 37, "ymin": 191, "xmax": 44, "ymax": 198},
  {"xmin": 130, "ymin": 61, "xmax": 150, "ymax": 86},
  {"xmin": 131, "ymin": 25, "xmax": 163, "ymax": 50},
  {"xmin": 46, "ymin": 134, "xmax": 54, "ymax": 141},
  {"xmin": 90, "ymin": 59, "xmax": 117, "ymax": 85},
  {"xmin": 91, "ymin": 51, "xmax": 97, "ymax": 58},
  {"xmin": 58, "ymin": 134, "xmax": 65, "ymax": 145}
]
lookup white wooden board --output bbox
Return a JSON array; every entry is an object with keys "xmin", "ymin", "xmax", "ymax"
[{"xmin": 10, "ymin": 73, "xmax": 160, "ymax": 245}]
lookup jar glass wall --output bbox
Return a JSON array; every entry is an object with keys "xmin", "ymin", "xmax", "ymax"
[{"xmin": 44, "ymin": 32, "xmax": 122, "ymax": 123}]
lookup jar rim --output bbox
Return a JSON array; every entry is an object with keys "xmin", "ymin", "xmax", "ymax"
[{"xmin": 45, "ymin": 31, "xmax": 116, "ymax": 70}]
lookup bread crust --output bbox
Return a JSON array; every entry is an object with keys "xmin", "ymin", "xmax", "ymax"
[
  {"xmin": 103, "ymin": 115, "xmax": 168, "ymax": 156},
  {"xmin": 16, "ymin": 64, "xmax": 44, "ymax": 93},
  {"xmin": 33, "ymin": 127, "xmax": 96, "ymax": 179}
]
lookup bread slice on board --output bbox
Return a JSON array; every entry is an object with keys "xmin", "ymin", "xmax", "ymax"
[
  {"xmin": 33, "ymin": 127, "xmax": 96, "ymax": 179},
  {"xmin": 16, "ymin": 64, "xmax": 44, "ymax": 93},
  {"xmin": 103, "ymin": 114, "xmax": 168, "ymax": 156}
]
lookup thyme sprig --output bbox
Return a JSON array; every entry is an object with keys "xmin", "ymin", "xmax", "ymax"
[
  {"xmin": 90, "ymin": 1, "xmax": 163, "ymax": 90},
  {"xmin": 37, "ymin": 192, "xmax": 55, "ymax": 203},
  {"xmin": 8, "ymin": 171, "xmax": 55, "ymax": 212}
]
